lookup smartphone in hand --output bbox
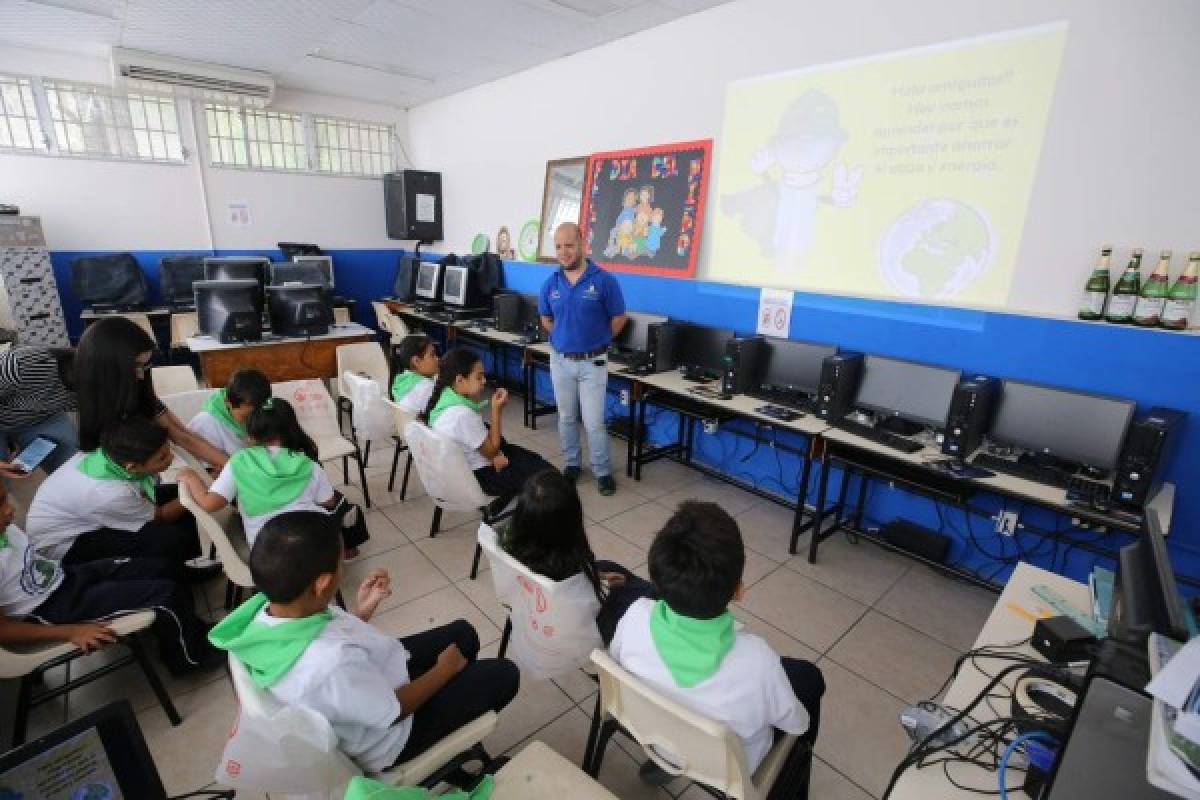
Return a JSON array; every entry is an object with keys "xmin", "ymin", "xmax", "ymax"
[{"xmin": 11, "ymin": 437, "xmax": 57, "ymax": 474}]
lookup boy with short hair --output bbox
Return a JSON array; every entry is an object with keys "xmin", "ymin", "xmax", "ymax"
[
  {"xmin": 609, "ymin": 501, "xmax": 825, "ymax": 779},
  {"xmin": 209, "ymin": 511, "xmax": 520, "ymax": 773}
]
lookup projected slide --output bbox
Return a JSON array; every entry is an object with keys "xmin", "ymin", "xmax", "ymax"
[{"xmin": 710, "ymin": 23, "xmax": 1067, "ymax": 306}]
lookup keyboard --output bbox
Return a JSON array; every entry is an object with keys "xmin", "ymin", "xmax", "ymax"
[
  {"xmin": 971, "ymin": 454, "xmax": 1111, "ymax": 499},
  {"xmin": 834, "ymin": 418, "xmax": 924, "ymax": 453},
  {"xmin": 756, "ymin": 404, "xmax": 802, "ymax": 422},
  {"xmin": 748, "ymin": 390, "xmax": 816, "ymax": 413}
]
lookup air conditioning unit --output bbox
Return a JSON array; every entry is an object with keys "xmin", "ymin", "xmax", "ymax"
[{"xmin": 111, "ymin": 48, "xmax": 275, "ymax": 103}]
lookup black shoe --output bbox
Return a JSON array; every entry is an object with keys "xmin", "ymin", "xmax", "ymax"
[
  {"xmin": 563, "ymin": 466, "xmax": 582, "ymax": 483},
  {"xmin": 597, "ymin": 475, "xmax": 616, "ymax": 496},
  {"xmin": 638, "ymin": 759, "xmax": 672, "ymax": 786}
]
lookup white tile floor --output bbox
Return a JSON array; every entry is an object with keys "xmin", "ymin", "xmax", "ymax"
[{"xmin": 14, "ymin": 404, "xmax": 998, "ymax": 798}]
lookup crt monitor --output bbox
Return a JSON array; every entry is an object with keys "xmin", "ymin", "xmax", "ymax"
[
  {"xmin": 442, "ymin": 264, "xmax": 469, "ymax": 306},
  {"xmin": 203, "ymin": 256, "xmax": 269, "ymax": 286},
  {"xmin": 989, "ymin": 380, "xmax": 1135, "ymax": 471},
  {"xmin": 159, "ymin": 255, "xmax": 206, "ymax": 307},
  {"xmin": 757, "ymin": 338, "xmax": 837, "ymax": 394},
  {"xmin": 1108, "ymin": 508, "xmax": 1189, "ymax": 645},
  {"xmin": 70, "ymin": 253, "xmax": 147, "ymax": 308},
  {"xmin": 854, "ymin": 355, "xmax": 961, "ymax": 429},
  {"xmin": 614, "ymin": 311, "xmax": 669, "ymax": 352},
  {"xmin": 267, "ymin": 284, "xmax": 332, "ymax": 337},
  {"xmin": 673, "ymin": 323, "xmax": 735, "ymax": 376},
  {"xmin": 271, "ymin": 261, "xmax": 330, "ymax": 289},
  {"xmin": 194, "ymin": 279, "xmax": 262, "ymax": 343},
  {"xmin": 292, "ymin": 254, "xmax": 334, "ymax": 288},
  {"xmin": 414, "ymin": 262, "xmax": 442, "ymax": 301}
]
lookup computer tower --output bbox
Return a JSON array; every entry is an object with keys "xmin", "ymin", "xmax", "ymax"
[
  {"xmin": 815, "ymin": 352, "xmax": 863, "ymax": 421},
  {"xmin": 384, "ymin": 170, "xmax": 443, "ymax": 242},
  {"xmin": 493, "ymin": 293, "xmax": 522, "ymax": 332},
  {"xmin": 1111, "ymin": 407, "xmax": 1184, "ymax": 508},
  {"xmin": 942, "ymin": 376, "xmax": 999, "ymax": 458},
  {"xmin": 722, "ymin": 336, "xmax": 768, "ymax": 396},
  {"xmin": 642, "ymin": 321, "xmax": 679, "ymax": 374}
]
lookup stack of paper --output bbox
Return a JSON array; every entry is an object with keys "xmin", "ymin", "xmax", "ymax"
[{"xmin": 1146, "ymin": 634, "xmax": 1200, "ymax": 798}]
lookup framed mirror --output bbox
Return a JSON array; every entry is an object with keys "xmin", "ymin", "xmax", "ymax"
[{"xmin": 537, "ymin": 156, "xmax": 587, "ymax": 262}]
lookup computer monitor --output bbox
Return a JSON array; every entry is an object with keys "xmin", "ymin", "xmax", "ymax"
[
  {"xmin": 71, "ymin": 253, "xmax": 147, "ymax": 308},
  {"xmin": 394, "ymin": 255, "xmax": 420, "ymax": 301},
  {"xmin": 158, "ymin": 255, "xmax": 206, "ymax": 307},
  {"xmin": 614, "ymin": 311, "xmax": 669, "ymax": 352},
  {"xmin": 989, "ymin": 380, "xmax": 1134, "ymax": 470},
  {"xmin": 518, "ymin": 293, "xmax": 544, "ymax": 336},
  {"xmin": 854, "ymin": 355, "xmax": 961, "ymax": 429},
  {"xmin": 292, "ymin": 254, "xmax": 334, "ymax": 288},
  {"xmin": 203, "ymin": 256, "xmax": 269, "ymax": 286},
  {"xmin": 0, "ymin": 700, "xmax": 168, "ymax": 799},
  {"xmin": 271, "ymin": 261, "xmax": 330, "ymax": 289},
  {"xmin": 267, "ymin": 284, "xmax": 332, "ymax": 337},
  {"xmin": 195, "ymin": 279, "xmax": 262, "ymax": 343},
  {"xmin": 757, "ymin": 339, "xmax": 837, "ymax": 394},
  {"xmin": 673, "ymin": 323, "xmax": 735, "ymax": 377},
  {"xmin": 1108, "ymin": 509, "xmax": 1189, "ymax": 645},
  {"xmin": 441, "ymin": 264, "xmax": 471, "ymax": 307},
  {"xmin": 414, "ymin": 262, "xmax": 442, "ymax": 302}
]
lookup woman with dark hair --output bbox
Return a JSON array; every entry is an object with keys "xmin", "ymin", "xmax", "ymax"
[
  {"xmin": 0, "ymin": 346, "xmax": 78, "ymax": 477},
  {"xmin": 75, "ymin": 316, "xmax": 228, "ymax": 468},
  {"xmin": 500, "ymin": 469, "xmax": 654, "ymax": 643}
]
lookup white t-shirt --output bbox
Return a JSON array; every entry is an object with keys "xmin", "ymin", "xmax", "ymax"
[
  {"xmin": 26, "ymin": 452, "xmax": 157, "ymax": 561},
  {"xmin": 0, "ymin": 525, "xmax": 64, "ymax": 617},
  {"xmin": 609, "ymin": 598, "xmax": 808, "ymax": 770},
  {"xmin": 209, "ymin": 448, "xmax": 335, "ymax": 544},
  {"xmin": 188, "ymin": 411, "xmax": 247, "ymax": 458},
  {"xmin": 396, "ymin": 378, "xmax": 434, "ymax": 416},
  {"xmin": 432, "ymin": 405, "xmax": 490, "ymax": 471},
  {"xmin": 258, "ymin": 605, "xmax": 413, "ymax": 773}
]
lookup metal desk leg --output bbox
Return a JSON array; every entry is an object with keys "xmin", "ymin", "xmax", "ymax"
[
  {"xmin": 625, "ymin": 383, "xmax": 637, "ymax": 478},
  {"xmin": 635, "ymin": 391, "xmax": 650, "ymax": 481},
  {"xmin": 789, "ymin": 439, "xmax": 815, "ymax": 555},
  {"xmin": 523, "ymin": 358, "xmax": 533, "ymax": 429},
  {"xmin": 834, "ymin": 465, "xmax": 852, "ymax": 526},
  {"xmin": 852, "ymin": 472, "xmax": 869, "ymax": 531},
  {"xmin": 806, "ymin": 455, "xmax": 832, "ymax": 563}
]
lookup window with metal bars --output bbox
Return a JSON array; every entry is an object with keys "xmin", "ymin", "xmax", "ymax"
[
  {"xmin": 0, "ymin": 75, "xmax": 46, "ymax": 151},
  {"xmin": 205, "ymin": 103, "xmax": 307, "ymax": 171},
  {"xmin": 42, "ymin": 79, "xmax": 183, "ymax": 162},
  {"xmin": 313, "ymin": 115, "xmax": 392, "ymax": 177}
]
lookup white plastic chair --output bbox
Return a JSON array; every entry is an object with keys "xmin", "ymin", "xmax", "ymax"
[
  {"xmin": 178, "ymin": 480, "xmax": 255, "ymax": 610},
  {"xmin": 333, "ymin": 306, "xmax": 351, "ymax": 326},
  {"xmin": 272, "ymin": 379, "xmax": 372, "ymax": 507},
  {"xmin": 584, "ymin": 650, "xmax": 808, "ymax": 800},
  {"xmin": 371, "ymin": 301, "xmax": 409, "ymax": 355},
  {"xmin": 151, "ymin": 365, "xmax": 199, "ymax": 396},
  {"xmin": 220, "ymin": 655, "xmax": 499, "ymax": 799},
  {"xmin": 403, "ymin": 420, "xmax": 514, "ymax": 578},
  {"xmin": 385, "ymin": 399, "xmax": 416, "ymax": 500},
  {"xmin": 170, "ymin": 311, "xmax": 198, "ymax": 350},
  {"xmin": 334, "ymin": 341, "xmax": 390, "ymax": 453},
  {"xmin": 1, "ymin": 611, "xmax": 180, "ymax": 746},
  {"xmin": 477, "ymin": 523, "xmax": 602, "ymax": 682}
]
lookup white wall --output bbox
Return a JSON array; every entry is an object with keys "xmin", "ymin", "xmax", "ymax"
[
  {"xmin": 406, "ymin": 0, "xmax": 1200, "ymax": 317},
  {"xmin": 0, "ymin": 45, "xmax": 409, "ymax": 252}
]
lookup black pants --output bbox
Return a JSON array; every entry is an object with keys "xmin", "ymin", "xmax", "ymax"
[
  {"xmin": 593, "ymin": 560, "xmax": 656, "ymax": 646},
  {"xmin": 31, "ymin": 557, "xmax": 217, "ymax": 675},
  {"xmin": 61, "ymin": 484, "xmax": 200, "ymax": 567},
  {"xmin": 329, "ymin": 490, "xmax": 370, "ymax": 550},
  {"xmin": 764, "ymin": 658, "xmax": 826, "ymax": 799},
  {"xmin": 390, "ymin": 619, "xmax": 520, "ymax": 765},
  {"xmin": 472, "ymin": 443, "xmax": 554, "ymax": 499}
]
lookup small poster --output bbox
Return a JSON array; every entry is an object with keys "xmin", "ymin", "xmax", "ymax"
[
  {"xmin": 228, "ymin": 201, "xmax": 251, "ymax": 226},
  {"xmin": 757, "ymin": 287, "xmax": 794, "ymax": 337},
  {"xmin": 415, "ymin": 193, "xmax": 437, "ymax": 223},
  {"xmin": 581, "ymin": 139, "xmax": 712, "ymax": 278}
]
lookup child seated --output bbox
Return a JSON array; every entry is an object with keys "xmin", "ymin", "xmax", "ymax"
[
  {"xmin": 609, "ymin": 501, "xmax": 825, "ymax": 779},
  {"xmin": 421, "ymin": 347, "xmax": 553, "ymax": 500},
  {"xmin": 500, "ymin": 470, "xmax": 654, "ymax": 643},
  {"xmin": 178, "ymin": 398, "xmax": 368, "ymax": 556},
  {"xmin": 0, "ymin": 481, "xmax": 221, "ymax": 675},
  {"xmin": 187, "ymin": 368, "xmax": 271, "ymax": 459},
  {"xmin": 27, "ymin": 417, "xmax": 200, "ymax": 567},
  {"xmin": 390, "ymin": 334, "xmax": 437, "ymax": 415},
  {"xmin": 209, "ymin": 511, "xmax": 520, "ymax": 772}
]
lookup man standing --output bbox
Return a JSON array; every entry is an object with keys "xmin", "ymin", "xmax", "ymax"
[{"xmin": 540, "ymin": 223, "xmax": 627, "ymax": 495}]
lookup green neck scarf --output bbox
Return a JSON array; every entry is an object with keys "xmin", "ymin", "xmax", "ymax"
[
  {"xmin": 0, "ymin": 527, "xmax": 9, "ymax": 550},
  {"xmin": 208, "ymin": 593, "xmax": 332, "ymax": 689},
  {"xmin": 648, "ymin": 599, "xmax": 736, "ymax": 688},
  {"xmin": 391, "ymin": 371, "xmax": 428, "ymax": 402},
  {"xmin": 78, "ymin": 449, "xmax": 156, "ymax": 501},
  {"xmin": 204, "ymin": 388, "xmax": 247, "ymax": 438},
  {"xmin": 428, "ymin": 387, "xmax": 485, "ymax": 427},
  {"xmin": 229, "ymin": 446, "xmax": 314, "ymax": 517},
  {"xmin": 344, "ymin": 775, "xmax": 493, "ymax": 800}
]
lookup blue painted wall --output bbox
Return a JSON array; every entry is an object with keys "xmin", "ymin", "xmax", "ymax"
[{"xmin": 49, "ymin": 248, "xmax": 1199, "ymax": 586}]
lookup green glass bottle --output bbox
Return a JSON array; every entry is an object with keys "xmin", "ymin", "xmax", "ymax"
[
  {"xmin": 1077, "ymin": 246, "xmax": 1113, "ymax": 320},
  {"xmin": 1104, "ymin": 248, "xmax": 1143, "ymax": 324},
  {"xmin": 1160, "ymin": 252, "xmax": 1199, "ymax": 331},
  {"xmin": 1132, "ymin": 250, "xmax": 1172, "ymax": 326}
]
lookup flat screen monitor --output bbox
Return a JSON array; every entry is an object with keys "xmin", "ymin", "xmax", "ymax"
[
  {"xmin": 614, "ymin": 311, "xmax": 668, "ymax": 352},
  {"xmin": 0, "ymin": 700, "xmax": 168, "ymax": 800},
  {"xmin": 292, "ymin": 254, "xmax": 334, "ymax": 288},
  {"xmin": 854, "ymin": 355, "xmax": 960, "ymax": 429},
  {"xmin": 442, "ymin": 264, "xmax": 468, "ymax": 306},
  {"xmin": 989, "ymin": 380, "xmax": 1134, "ymax": 470},
  {"xmin": 195, "ymin": 279, "xmax": 262, "ymax": 343},
  {"xmin": 415, "ymin": 262, "xmax": 442, "ymax": 301},
  {"xmin": 1109, "ymin": 508, "xmax": 1189, "ymax": 645},
  {"xmin": 159, "ymin": 255, "xmax": 206, "ymax": 307},
  {"xmin": 674, "ymin": 323, "xmax": 735, "ymax": 375},
  {"xmin": 758, "ymin": 339, "xmax": 837, "ymax": 394},
  {"xmin": 267, "ymin": 284, "xmax": 332, "ymax": 337},
  {"xmin": 271, "ymin": 262, "xmax": 330, "ymax": 289}
]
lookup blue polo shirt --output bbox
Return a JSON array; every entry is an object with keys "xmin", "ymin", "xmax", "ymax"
[{"xmin": 539, "ymin": 260, "xmax": 626, "ymax": 354}]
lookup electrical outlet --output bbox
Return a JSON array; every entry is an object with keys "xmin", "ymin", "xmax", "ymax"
[
  {"xmin": 996, "ymin": 511, "xmax": 1019, "ymax": 536},
  {"xmin": 702, "ymin": 418, "xmax": 719, "ymax": 435},
  {"xmin": 619, "ymin": 389, "xmax": 630, "ymax": 406}
]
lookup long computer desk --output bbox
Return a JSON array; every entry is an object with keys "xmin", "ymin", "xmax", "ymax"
[{"xmin": 185, "ymin": 323, "xmax": 374, "ymax": 385}]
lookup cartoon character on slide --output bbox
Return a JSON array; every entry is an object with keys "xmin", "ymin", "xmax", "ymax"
[
  {"xmin": 723, "ymin": 89, "xmax": 862, "ymax": 273},
  {"xmin": 604, "ymin": 189, "xmax": 639, "ymax": 258}
]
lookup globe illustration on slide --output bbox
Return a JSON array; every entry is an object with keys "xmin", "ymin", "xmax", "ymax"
[
  {"xmin": 879, "ymin": 198, "xmax": 994, "ymax": 300},
  {"xmin": 70, "ymin": 784, "xmax": 114, "ymax": 800}
]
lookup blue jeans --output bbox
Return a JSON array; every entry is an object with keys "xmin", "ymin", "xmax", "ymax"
[
  {"xmin": 4, "ymin": 411, "xmax": 78, "ymax": 473},
  {"xmin": 549, "ymin": 351, "xmax": 611, "ymax": 478}
]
